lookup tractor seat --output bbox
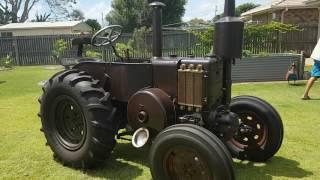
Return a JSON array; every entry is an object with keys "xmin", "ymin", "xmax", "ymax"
[
  {"xmin": 71, "ymin": 37, "xmax": 92, "ymax": 46},
  {"xmin": 71, "ymin": 36, "xmax": 94, "ymax": 58}
]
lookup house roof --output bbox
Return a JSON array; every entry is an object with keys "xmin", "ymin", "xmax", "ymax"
[
  {"xmin": 242, "ymin": 0, "xmax": 319, "ymax": 16},
  {"xmin": 0, "ymin": 21, "xmax": 86, "ymax": 31},
  {"xmin": 306, "ymin": 0, "xmax": 320, "ymax": 5}
]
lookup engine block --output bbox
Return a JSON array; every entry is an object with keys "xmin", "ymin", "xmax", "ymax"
[{"xmin": 178, "ymin": 63, "xmax": 204, "ymax": 112}]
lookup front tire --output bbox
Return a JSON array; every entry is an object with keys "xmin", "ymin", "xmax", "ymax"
[
  {"xmin": 149, "ymin": 124, "xmax": 235, "ymax": 180},
  {"xmin": 39, "ymin": 69, "xmax": 117, "ymax": 168},
  {"xmin": 227, "ymin": 96, "xmax": 284, "ymax": 162}
]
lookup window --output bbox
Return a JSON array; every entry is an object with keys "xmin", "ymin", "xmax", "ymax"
[{"xmin": 1, "ymin": 32, "xmax": 13, "ymax": 37}]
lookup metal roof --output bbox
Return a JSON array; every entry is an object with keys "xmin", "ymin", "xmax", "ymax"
[
  {"xmin": 242, "ymin": 0, "xmax": 319, "ymax": 16},
  {"xmin": 306, "ymin": 0, "xmax": 320, "ymax": 5},
  {"xmin": 0, "ymin": 21, "xmax": 84, "ymax": 30}
]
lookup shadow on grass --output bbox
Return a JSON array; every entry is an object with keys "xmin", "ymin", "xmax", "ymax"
[
  {"xmin": 308, "ymin": 98, "xmax": 320, "ymax": 101},
  {"xmin": 113, "ymin": 141, "xmax": 150, "ymax": 166},
  {"xmin": 84, "ymin": 157, "xmax": 144, "ymax": 179},
  {"xmin": 0, "ymin": 81, "xmax": 6, "ymax": 84},
  {"xmin": 84, "ymin": 142, "xmax": 148, "ymax": 179},
  {"xmin": 52, "ymin": 142, "xmax": 313, "ymax": 179},
  {"xmin": 234, "ymin": 156, "xmax": 313, "ymax": 180},
  {"xmin": 288, "ymin": 82, "xmax": 306, "ymax": 86}
]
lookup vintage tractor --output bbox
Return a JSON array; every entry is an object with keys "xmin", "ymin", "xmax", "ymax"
[{"xmin": 38, "ymin": 0, "xmax": 283, "ymax": 179}]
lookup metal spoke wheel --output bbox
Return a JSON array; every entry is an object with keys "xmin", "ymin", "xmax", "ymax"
[
  {"xmin": 91, "ymin": 25, "xmax": 122, "ymax": 47},
  {"xmin": 231, "ymin": 111, "xmax": 268, "ymax": 151},
  {"xmin": 227, "ymin": 96, "xmax": 283, "ymax": 162},
  {"xmin": 150, "ymin": 124, "xmax": 235, "ymax": 180}
]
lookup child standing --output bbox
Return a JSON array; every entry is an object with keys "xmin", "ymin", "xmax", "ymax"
[{"xmin": 302, "ymin": 39, "xmax": 320, "ymax": 99}]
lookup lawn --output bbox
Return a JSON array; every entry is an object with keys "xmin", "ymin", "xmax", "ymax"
[{"xmin": 0, "ymin": 66, "xmax": 319, "ymax": 179}]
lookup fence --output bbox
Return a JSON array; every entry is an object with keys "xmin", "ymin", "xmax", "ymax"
[
  {"xmin": 242, "ymin": 25, "xmax": 318, "ymax": 55},
  {"xmin": 232, "ymin": 53, "xmax": 304, "ymax": 82},
  {"xmin": 0, "ymin": 26, "xmax": 317, "ymax": 66}
]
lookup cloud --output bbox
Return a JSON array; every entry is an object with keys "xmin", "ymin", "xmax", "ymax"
[
  {"xmin": 27, "ymin": 0, "xmax": 268, "ymax": 23},
  {"xmin": 78, "ymin": 1, "xmax": 112, "ymax": 24},
  {"xmin": 183, "ymin": 0, "xmax": 268, "ymax": 21},
  {"xmin": 183, "ymin": 0, "xmax": 224, "ymax": 21}
]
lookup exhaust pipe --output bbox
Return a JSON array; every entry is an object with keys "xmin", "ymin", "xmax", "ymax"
[
  {"xmin": 132, "ymin": 127, "xmax": 150, "ymax": 148},
  {"xmin": 150, "ymin": 1, "xmax": 166, "ymax": 58},
  {"xmin": 215, "ymin": 0, "xmax": 244, "ymax": 105}
]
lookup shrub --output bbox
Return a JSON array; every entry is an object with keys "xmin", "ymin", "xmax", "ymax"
[
  {"xmin": 242, "ymin": 50, "xmax": 253, "ymax": 57},
  {"xmin": 52, "ymin": 39, "xmax": 67, "ymax": 64},
  {"xmin": 191, "ymin": 21, "xmax": 301, "ymax": 56},
  {"xmin": 85, "ymin": 50, "xmax": 102, "ymax": 59},
  {"xmin": 115, "ymin": 43, "xmax": 134, "ymax": 58},
  {"xmin": 0, "ymin": 55, "xmax": 14, "ymax": 69}
]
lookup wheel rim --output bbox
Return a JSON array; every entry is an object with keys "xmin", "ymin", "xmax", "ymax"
[
  {"xmin": 230, "ymin": 111, "xmax": 268, "ymax": 150},
  {"xmin": 164, "ymin": 147, "xmax": 212, "ymax": 180},
  {"xmin": 53, "ymin": 95, "xmax": 86, "ymax": 151}
]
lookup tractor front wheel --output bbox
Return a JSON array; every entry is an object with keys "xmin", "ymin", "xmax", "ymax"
[
  {"xmin": 149, "ymin": 124, "xmax": 235, "ymax": 180},
  {"xmin": 227, "ymin": 96, "xmax": 283, "ymax": 162},
  {"xmin": 39, "ymin": 69, "xmax": 118, "ymax": 168}
]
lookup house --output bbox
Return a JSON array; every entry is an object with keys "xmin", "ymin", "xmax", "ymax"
[
  {"xmin": 241, "ymin": 0, "xmax": 320, "ymax": 26},
  {"xmin": 0, "ymin": 21, "xmax": 92, "ymax": 37},
  {"xmin": 242, "ymin": 0, "xmax": 320, "ymax": 39}
]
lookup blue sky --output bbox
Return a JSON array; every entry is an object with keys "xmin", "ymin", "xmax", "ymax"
[{"xmin": 31, "ymin": 0, "xmax": 268, "ymax": 24}]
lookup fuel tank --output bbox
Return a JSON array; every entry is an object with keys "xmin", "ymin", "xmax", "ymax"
[{"xmin": 107, "ymin": 62, "xmax": 153, "ymax": 102}]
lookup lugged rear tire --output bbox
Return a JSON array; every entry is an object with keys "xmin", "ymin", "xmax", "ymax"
[{"xmin": 39, "ymin": 69, "xmax": 117, "ymax": 168}]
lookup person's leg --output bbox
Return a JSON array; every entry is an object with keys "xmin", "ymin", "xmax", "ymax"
[{"xmin": 302, "ymin": 77, "xmax": 318, "ymax": 99}]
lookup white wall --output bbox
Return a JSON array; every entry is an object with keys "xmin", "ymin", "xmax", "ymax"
[
  {"xmin": 0, "ymin": 26, "xmax": 91, "ymax": 37},
  {"xmin": 72, "ymin": 23, "xmax": 92, "ymax": 33},
  {"xmin": 0, "ymin": 28, "xmax": 72, "ymax": 37}
]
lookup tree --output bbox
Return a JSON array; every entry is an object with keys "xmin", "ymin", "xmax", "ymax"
[
  {"xmin": 235, "ymin": 3, "xmax": 259, "ymax": 17},
  {"xmin": 188, "ymin": 18, "xmax": 208, "ymax": 26},
  {"xmin": 0, "ymin": 0, "xmax": 77, "ymax": 23},
  {"xmin": 0, "ymin": 7, "xmax": 10, "ymax": 24},
  {"xmin": 212, "ymin": 3, "xmax": 259, "ymax": 22},
  {"xmin": 106, "ymin": 0, "xmax": 148, "ymax": 32},
  {"xmin": 69, "ymin": 9, "xmax": 84, "ymax": 21},
  {"xmin": 85, "ymin": 19, "xmax": 101, "ymax": 32},
  {"xmin": 32, "ymin": 12, "xmax": 51, "ymax": 22},
  {"xmin": 106, "ymin": 0, "xmax": 186, "ymax": 32},
  {"xmin": 148, "ymin": 0, "xmax": 186, "ymax": 25}
]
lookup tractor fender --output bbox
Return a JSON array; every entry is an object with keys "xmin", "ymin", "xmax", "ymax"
[{"xmin": 73, "ymin": 61, "xmax": 111, "ymax": 90}]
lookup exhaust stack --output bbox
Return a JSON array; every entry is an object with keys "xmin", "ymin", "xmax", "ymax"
[
  {"xmin": 150, "ymin": 2, "xmax": 165, "ymax": 58},
  {"xmin": 215, "ymin": 0, "xmax": 244, "ymax": 104}
]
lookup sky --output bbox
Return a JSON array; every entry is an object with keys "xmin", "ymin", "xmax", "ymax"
[{"xmin": 30, "ymin": 0, "xmax": 268, "ymax": 25}]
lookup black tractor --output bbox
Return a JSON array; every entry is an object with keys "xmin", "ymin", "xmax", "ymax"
[{"xmin": 38, "ymin": 0, "xmax": 283, "ymax": 179}]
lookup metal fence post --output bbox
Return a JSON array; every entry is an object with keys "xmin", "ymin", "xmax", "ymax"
[
  {"xmin": 13, "ymin": 37, "xmax": 20, "ymax": 66},
  {"xmin": 299, "ymin": 51, "xmax": 306, "ymax": 80}
]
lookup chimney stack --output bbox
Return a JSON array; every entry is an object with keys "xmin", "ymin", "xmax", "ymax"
[{"xmin": 150, "ymin": 2, "xmax": 166, "ymax": 58}]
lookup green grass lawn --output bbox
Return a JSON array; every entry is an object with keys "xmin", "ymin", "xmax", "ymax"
[{"xmin": 0, "ymin": 66, "xmax": 319, "ymax": 179}]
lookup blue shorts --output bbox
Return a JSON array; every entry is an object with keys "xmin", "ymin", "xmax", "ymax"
[{"xmin": 311, "ymin": 60, "xmax": 320, "ymax": 78}]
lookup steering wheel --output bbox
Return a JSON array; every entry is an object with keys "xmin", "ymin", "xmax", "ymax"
[{"xmin": 91, "ymin": 25, "xmax": 122, "ymax": 47}]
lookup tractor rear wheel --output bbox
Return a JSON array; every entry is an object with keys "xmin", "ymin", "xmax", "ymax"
[
  {"xmin": 39, "ymin": 69, "xmax": 117, "ymax": 168},
  {"xmin": 149, "ymin": 124, "xmax": 235, "ymax": 180},
  {"xmin": 227, "ymin": 96, "xmax": 283, "ymax": 162}
]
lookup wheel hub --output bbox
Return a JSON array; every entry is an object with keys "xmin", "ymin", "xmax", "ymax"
[
  {"xmin": 54, "ymin": 95, "xmax": 86, "ymax": 151},
  {"xmin": 232, "ymin": 111, "xmax": 268, "ymax": 149},
  {"xmin": 164, "ymin": 147, "xmax": 212, "ymax": 180}
]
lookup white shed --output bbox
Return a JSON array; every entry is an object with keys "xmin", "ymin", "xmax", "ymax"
[{"xmin": 0, "ymin": 21, "xmax": 92, "ymax": 37}]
